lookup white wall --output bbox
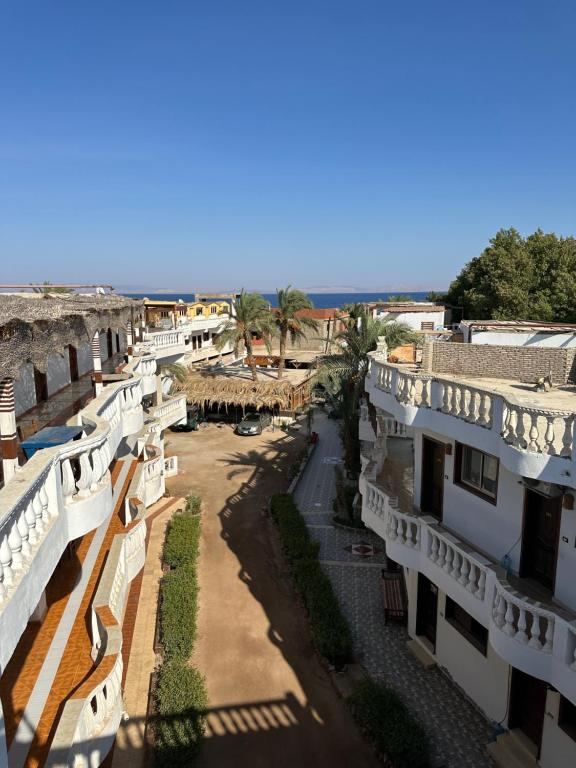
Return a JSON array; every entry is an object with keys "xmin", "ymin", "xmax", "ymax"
[
  {"xmin": 540, "ymin": 691, "xmax": 576, "ymax": 768},
  {"xmin": 46, "ymin": 352, "xmax": 71, "ymax": 397},
  {"xmin": 465, "ymin": 329, "xmax": 576, "ymax": 348},
  {"xmin": 414, "ymin": 427, "xmax": 576, "ymax": 613},
  {"xmin": 14, "ymin": 362, "xmax": 36, "ymax": 416},
  {"xmin": 77, "ymin": 342, "xmax": 93, "ymax": 377},
  {"xmin": 375, "ymin": 309, "xmax": 445, "ymax": 330},
  {"xmin": 414, "ymin": 429, "xmax": 525, "ymax": 569},
  {"xmin": 406, "ymin": 570, "xmax": 509, "ymax": 722}
]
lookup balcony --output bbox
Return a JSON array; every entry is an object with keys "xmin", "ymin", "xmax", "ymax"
[
  {"xmin": 0, "ymin": 373, "xmax": 145, "ymax": 673},
  {"xmin": 367, "ymin": 356, "xmax": 576, "ymax": 485},
  {"xmin": 131, "ymin": 352, "xmax": 157, "ymax": 396},
  {"xmin": 361, "ymin": 477, "xmax": 576, "ymax": 703},
  {"xmin": 149, "ymin": 392, "xmax": 187, "ymax": 431}
]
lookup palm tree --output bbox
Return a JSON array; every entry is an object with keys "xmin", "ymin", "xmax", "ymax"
[
  {"xmin": 214, "ymin": 290, "xmax": 276, "ymax": 382},
  {"xmin": 156, "ymin": 362, "xmax": 188, "ymax": 404},
  {"xmin": 274, "ymin": 286, "xmax": 319, "ymax": 379},
  {"xmin": 319, "ymin": 311, "xmax": 417, "ymax": 474}
]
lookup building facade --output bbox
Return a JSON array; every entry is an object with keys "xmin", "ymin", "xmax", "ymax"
[
  {"xmin": 0, "ymin": 294, "xmax": 187, "ymax": 767},
  {"xmin": 360, "ymin": 339, "xmax": 576, "ymax": 768}
]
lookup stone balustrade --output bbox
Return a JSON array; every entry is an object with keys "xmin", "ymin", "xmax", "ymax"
[
  {"xmin": 367, "ymin": 357, "xmax": 576, "ymax": 484},
  {"xmin": 145, "ymin": 329, "xmax": 184, "ymax": 350},
  {"xmin": 0, "ymin": 374, "xmax": 145, "ymax": 671},
  {"xmin": 150, "ymin": 393, "xmax": 187, "ymax": 430},
  {"xmin": 164, "ymin": 455, "xmax": 178, "ymax": 477},
  {"xmin": 362, "ymin": 477, "xmax": 576, "ymax": 701},
  {"xmin": 132, "ymin": 353, "xmax": 157, "ymax": 396}
]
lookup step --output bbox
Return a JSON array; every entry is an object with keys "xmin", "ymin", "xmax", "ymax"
[{"xmin": 487, "ymin": 730, "xmax": 538, "ymax": 768}]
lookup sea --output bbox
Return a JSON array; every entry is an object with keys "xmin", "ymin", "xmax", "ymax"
[{"xmin": 125, "ymin": 291, "xmax": 432, "ymax": 309}]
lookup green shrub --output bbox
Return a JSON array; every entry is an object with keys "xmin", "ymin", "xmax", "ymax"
[
  {"xmin": 270, "ymin": 493, "xmax": 352, "ymax": 667},
  {"xmin": 185, "ymin": 493, "xmax": 202, "ymax": 515},
  {"xmin": 347, "ymin": 680, "xmax": 430, "ymax": 768},
  {"xmin": 164, "ymin": 510, "xmax": 201, "ymax": 569},
  {"xmin": 160, "ymin": 564, "xmax": 198, "ymax": 661},
  {"xmin": 154, "ymin": 661, "xmax": 208, "ymax": 766}
]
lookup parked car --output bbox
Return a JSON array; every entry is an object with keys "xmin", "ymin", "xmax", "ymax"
[{"xmin": 236, "ymin": 412, "xmax": 271, "ymax": 436}]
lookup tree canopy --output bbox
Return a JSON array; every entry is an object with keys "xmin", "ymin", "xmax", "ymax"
[{"xmin": 446, "ymin": 228, "xmax": 576, "ymax": 322}]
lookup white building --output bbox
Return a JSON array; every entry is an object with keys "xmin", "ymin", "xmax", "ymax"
[
  {"xmin": 0, "ymin": 293, "xmax": 187, "ymax": 767},
  {"xmin": 366, "ymin": 301, "xmax": 446, "ymax": 332},
  {"xmin": 459, "ymin": 320, "xmax": 576, "ymax": 349},
  {"xmin": 361, "ymin": 338, "xmax": 576, "ymax": 768}
]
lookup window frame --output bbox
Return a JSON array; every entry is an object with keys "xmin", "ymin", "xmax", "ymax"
[
  {"xmin": 445, "ymin": 596, "xmax": 488, "ymax": 656},
  {"xmin": 454, "ymin": 442, "xmax": 499, "ymax": 505}
]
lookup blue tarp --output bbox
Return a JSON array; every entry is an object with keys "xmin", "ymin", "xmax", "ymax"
[{"xmin": 21, "ymin": 426, "xmax": 84, "ymax": 459}]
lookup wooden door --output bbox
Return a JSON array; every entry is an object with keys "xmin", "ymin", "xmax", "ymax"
[
  {"xmin": 520, "ymin": 490, "xmax": 561, "ymax": 592},
  {"xmin": 416, "ymin": 573, "xmax": 438, "ymax": 651},
  {"xmin": 68, "ymin": 345, "xmax": 79, "ymax": 382},
  {"xmin": 509, "ymin": 668, "xmax": 547, "ymax": 753},
  {"xmin": 421, "ymin": 437, "xmax": 444, "ymax": 521}
]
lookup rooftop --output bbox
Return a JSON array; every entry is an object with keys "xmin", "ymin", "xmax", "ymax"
[{"xmin": 368, "ymin": 302, "xmax": 445, "ymax": 313}]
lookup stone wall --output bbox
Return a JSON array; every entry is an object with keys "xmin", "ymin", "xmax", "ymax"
[{"xmin": 422, "ymin": 341, "xmax": 576, "ymax": 384}]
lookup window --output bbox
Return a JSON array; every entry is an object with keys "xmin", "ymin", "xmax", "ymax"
[
  {"xmin": 445, "ymin": 597, "xmax": 488, "ymax": 655},
  {"xmin": 210, "ymin": 305, "xmax": 216, "ymax": 314},
  {"xmin": 421, "ymin": 321, "xmax": 434, "ymax": 331},
  {"xmin": 455, "ymin": 443, "xmax": 498, "ymax": 502},
  {"xmin": 559, "ymin": 696, "xmax": 576, "ymax": 741},
  {"xmin": 196, "ymin": 307, "xmax": 203, "ymax": 316}
]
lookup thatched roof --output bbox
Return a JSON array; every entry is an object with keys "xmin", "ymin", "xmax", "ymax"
[
  {"xmin": 0, "ymin": 294, "xmax": 143, "ymax": 380},
  {"xmin": 174, "ymin": 368, "xmax": 298, "ymax": 410}
]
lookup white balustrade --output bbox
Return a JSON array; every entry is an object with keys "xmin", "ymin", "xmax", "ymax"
[
  {"xmin": 386, "ymin": 507, "xmax": 421, "ymax": 548},
  {"xmin": 164, "ymin": 455, "xmax": 178, "ymax": 477},
  {"xmin": 492, "ymin": 582, "xmax": 556, "ymax": 652},
  {"xmin": 368, "ymin": 358, "xmax": 576, "ymax": 462},
  {"xmin": 150, "ymin": 393, "xmax": 187, "ymax": 430},
  {"xmin": 502, "ymin": 404, "xmax": 574, "ymax": 457},
  {"xmin": 427, "ymin": 529, "xmax": 487, "ymax": 599},
  {"xmin": 395, "ymin": 370, "xmax": 431, "ymax": 408},
  {"xmin": 438, "ymin": 379, "xmax": 493, "ymax": 428}
]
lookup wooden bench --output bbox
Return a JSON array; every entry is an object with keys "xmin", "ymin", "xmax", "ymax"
[{"xmin": 381, "ymin": 571, "xmax": 408, "ymax": 626}]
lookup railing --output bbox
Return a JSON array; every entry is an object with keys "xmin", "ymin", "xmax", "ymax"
[
  {"xmin": 362, "ymin": 477, "xmax": 576, "ymax": 700},
  {"xmin": 0, "ymin": 373, "xmax": 144, "ymax": 671},
  {"xmin": 144, "ymin": 329, "xmax": 185, "ymax": 350},
  {"xmin": 150, "ymin": 393, "xmax": 187, "ymax": 430},
  {"xmin": 164, "ymin": 455, "xmax": 178, "ymax": 477},
  {"xmin": 368, "ymin": 358, "xmax": 576, "ymax": 467}
]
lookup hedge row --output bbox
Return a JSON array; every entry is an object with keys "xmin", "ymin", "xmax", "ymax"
[
  {"xmin": 154, "ymin": 662, "xmax": 208, "ymax": 766},
  {"xmin": 347, "ymin": 680, "xmax": 430, "ymax": 768},
  {"xmin": 155, "ymin": 501, "xmax": 207, "ymax": 766},
  {"xmin": 270, "ymin": 493, "xmax": 352, "ymax": 667}
]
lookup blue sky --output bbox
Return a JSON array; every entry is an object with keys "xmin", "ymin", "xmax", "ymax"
[{"xmin": 1, "ymin": 1, "xmax": 575, "ymax": 292}]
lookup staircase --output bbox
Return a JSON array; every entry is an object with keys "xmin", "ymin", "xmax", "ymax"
[{"xmin": 487, "ymin": 729, "xmax": 539, "ymax": 768}]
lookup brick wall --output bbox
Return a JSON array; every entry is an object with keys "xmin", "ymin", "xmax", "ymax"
[{"xmin": 423, "ymin": 341, "xmax": 576, "ymax": 384}]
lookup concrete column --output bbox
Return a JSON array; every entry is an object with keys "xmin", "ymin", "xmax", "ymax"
[
  {"xmin": 155, "ymin": 373, "xmax": 163, "ymax": 405},
  {"xmin": 92, "ymin": 331, "xmax": 103, "ymax": 396},
  {"xmin": 126, "ymin": 320, "xmax": 134, "ymax": 359},
  {"xmin": 0, "ymin": 377, "xmax": 19, "ymax": 482}
]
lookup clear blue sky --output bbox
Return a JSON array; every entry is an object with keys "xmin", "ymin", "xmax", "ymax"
[{"xmin": 1, "ymin": 1, "xmax": 575, "ymax": 292}]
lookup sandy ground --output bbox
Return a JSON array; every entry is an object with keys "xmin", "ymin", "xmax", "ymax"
[{"xmin": 165, "ymin": 421, "xmax": 377, "ymax": 768}]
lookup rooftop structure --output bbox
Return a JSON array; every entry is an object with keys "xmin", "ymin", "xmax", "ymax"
[{"xmin": 365, "ymin": 301, "xmax": 446, "ymax": 331}]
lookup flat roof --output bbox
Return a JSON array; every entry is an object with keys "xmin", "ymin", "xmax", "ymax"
[
  {"xmin": 462, "ymin": 320, "xmax": 576, "ymax": 333},
  {"xmin": 368, "ymin": 302, "xmax": 445, "ymax": 312}
]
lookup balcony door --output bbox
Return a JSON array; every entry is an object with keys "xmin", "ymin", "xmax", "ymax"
[
  {"xmin": 416, "ymin": 573, "xmax": 438, "ymax": 652},
  {"xmin": 509, "ymin": 668, "xmax": 547, "ymax": 754},
  {"xmin": 421, "ymin": 436, "xmax": 444, "ymax": 521},
  {"xmin": 68, "ymin": 345, "xmax": 79, "ymax": 382},
  {"xmin": 520, "ymin": 489, "xmax": 561, "ymax": 593}
]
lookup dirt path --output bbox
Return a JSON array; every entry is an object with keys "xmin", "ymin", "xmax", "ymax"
[{"xmin": 166, "ymin": 422, "xmax": 378, "ymax": 768}]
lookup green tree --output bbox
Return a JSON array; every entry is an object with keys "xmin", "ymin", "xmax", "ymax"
[
  {"xmin": 274, "ymin": 286, "xmax": 319, "ymax": 379},
  {"xmin": 214, "ymin": 290, "xmax": 275, "ymax": 382},
  {"xmin": 319, "ymin": 312, "xmax": 416, "ymax": 475},
  {"xmin": 447, "ymin": 228, "xmax": 576, "ymax": 322},
  {"xmin": 386, "ymin": 294, "xmax": 413, "ymax": 302}
]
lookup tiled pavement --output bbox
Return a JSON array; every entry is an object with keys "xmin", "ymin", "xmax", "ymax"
[{"xmin": 293, "ymin": 413, "xmax": 494, "ymax": 768}]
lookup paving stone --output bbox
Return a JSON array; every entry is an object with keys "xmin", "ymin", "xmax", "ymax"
[{"xmin": 293, "ymin": 413, "xmax": 494, "ymax": 768}]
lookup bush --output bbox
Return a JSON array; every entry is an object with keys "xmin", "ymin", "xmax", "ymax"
[
  {"xmin": 164, "ymin": 510, "xmax": 201, "ymax": 569},
  {"xmin": 347, "ymin": 680, "xmax": 430, "ymax": 768},
  {"xmin": 270, "ymin": 493, "xmax": 352, "ymax": 667},
  {"xmin": 154, "ymin": 661, "xmax": 208, "ymax": 767},
  {"xmin": 185, "ymin": 493, "xmax": 202, "ymax": 515},
  {"xmin": 160, "ymin": 564, "xmax": 198, "ymax": 662}
]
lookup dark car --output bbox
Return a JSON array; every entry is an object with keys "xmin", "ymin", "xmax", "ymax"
[
  {"xmin": 236, "ymin": 412, "xmax": 271, "ymax": 436},
  {"xmin": 170, "ymin": 417, "xmax": 199, "ymax": 432}
]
